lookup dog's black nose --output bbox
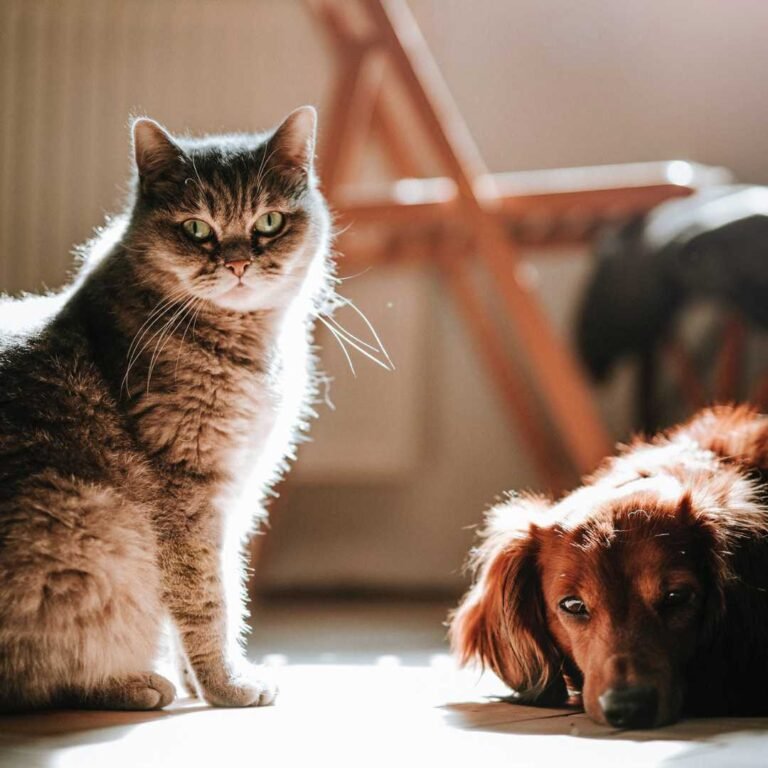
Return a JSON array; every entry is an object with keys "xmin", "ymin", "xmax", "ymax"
[{"xmin": 598, "ymin": 686, "xmax": 658, "ymax": 729}]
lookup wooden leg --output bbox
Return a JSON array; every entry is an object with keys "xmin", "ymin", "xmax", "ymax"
[
  {"xmin": 437, "ymin": 235, "xmax": 572, "ymax": 490},
  {"xmin": 367, "ymin": 0, "xmax": 612, "ymax": 473},
  {"xmin": 318, "ymin": 43, "xmax": 385, "ymax": 197},
  {"xmin": 313, "ymin": 0, "xmax": 613, "ymax": 477},
  {"xmin": 363, "ymin": 0, "xmax": 489, "ymax": 197},
  {"xmin": 371, "ymin": 77, "xmax": 423, "ymax": 178},
  {"xmin": 471, "ymin": 218, "xmax": 611, "ymax": 473}
]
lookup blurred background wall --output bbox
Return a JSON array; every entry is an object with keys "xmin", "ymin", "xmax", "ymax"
[{"xmin": 1, "ymin": 0, "xmax": 767, "ymax": 595}]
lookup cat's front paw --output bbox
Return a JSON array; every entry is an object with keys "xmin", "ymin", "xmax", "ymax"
[{"xmin": 199, "ymin": 665, "xmax": 278, "ymax": 708}]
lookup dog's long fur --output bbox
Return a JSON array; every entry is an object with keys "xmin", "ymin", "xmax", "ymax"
[{"xmin": 450, "ymin": 405, "xmax": 768, "ymax": 726}]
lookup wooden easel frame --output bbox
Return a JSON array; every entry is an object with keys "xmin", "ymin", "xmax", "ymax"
[{"xmin": 308, "ymin": 0, "xmax": 723, "ymax": 486}]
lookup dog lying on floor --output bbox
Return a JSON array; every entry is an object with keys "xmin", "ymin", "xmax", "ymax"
[{"xmin": 450, "ymin": 405, "xmax": 768, "ymax": 728}]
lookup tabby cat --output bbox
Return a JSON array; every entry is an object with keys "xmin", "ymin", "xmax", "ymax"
[{"xmin": 0, "ymin": 106, "xmax": 332, "ymax": 710}]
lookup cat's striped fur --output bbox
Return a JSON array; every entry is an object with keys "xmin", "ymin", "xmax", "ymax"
[{"xmin": 0, "ymin": 107, "xmax": 333, "ymax": 710}]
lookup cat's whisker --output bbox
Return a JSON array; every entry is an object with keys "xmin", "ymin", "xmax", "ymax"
[
  {"xmin": 144, "ymin": 306, "xmax": 188, "ymax": 393},
  {"xmin": 255, "ymin": 161, "xmax": 294, "ymax": 195},
  {"xmin": 255, "ymin": 144, "xmax": 283, "ymax": 194},
  {"xmin": 320, "ymin": 314, "xmax": 393, "ymax": 374},
  {"xmin": 336, "ymin": 266, "xmax": 372, "ymax": 283},
  {"xmin": 127, "ymin": 286, "xmax": 191, "ymax": 357},
  {"xmin": 146, "ymin": 297, "xmax": 198, "ymax": 392},
  {"xmin": 122, "ymin": 296, "xmax": 188, "ymax": 396},
  {"xmin": 126, "ymin": 295, "xmax": 179, "ymax": 358},
  {"xmin": 122, "ymin": 288, "xmax": 190, "ymax": 383},
  {"xmin": 329, "ymin": 293, "xmax": 395, "ymax": 370},
  {"xmin": 336, "ymin": 295, "xmax": 394, "ymax": 368},
  {"xmin": 254, "ymin": 141, "xmax": 272, "ymax": 192},
  {"xmin": 331, "ymin": 221, "xmax": 354, "ymax": 239},
  {"xmin": 163, "ymin": 296, "xmax": 200, "ymax": 355},
  {"xmin": 174, "ymin": 297, "xmax": 206, "ymax": 381},
  {"xmin": 321, "ymin": 314, "xmax": 380, "ymax": 354},
  {"xmin": 327, "ymin": 325, "xmax": 394, "ymax": 372},
  {"xmin": 123, "ymin": 289, "xmax": 211, "ymax": 396},
  {"xmin": 319, "ymin": 317, "xmax": 356, "ymax": 377},
  {"xmin": 173, "ymin": 303, "xmax": 197, "ymax": 381},
  {"xmin": 133, "ymin": 300, "xmax": 190, "ymax": 392},
  {"xmin": 125, "ymin": 316, "xmax": 177, "ymax": 396},
  {"xmin": 126, "ymin": 296, "xmax": 187, "ymax": 363},
  {"xmin": 187, "ymin": 154, "xmax": 206, "ymax": 205},
  {"xmin": 189, "ymin": 296, "xmax": 207, "ymax": 341}
]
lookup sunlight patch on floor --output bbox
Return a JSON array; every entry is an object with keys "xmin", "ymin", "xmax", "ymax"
[
  {"xmin": 2, "ymin": 661, "xmax": 767, "ymax": 768},
  {"xmin": 1, "ymin": 602, "xmax": 767, "ymax": 767}
]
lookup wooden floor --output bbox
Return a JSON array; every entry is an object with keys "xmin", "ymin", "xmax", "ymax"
[{"xmin": 1, "ymin": 599, "xmax": 767, "ymax": 767}]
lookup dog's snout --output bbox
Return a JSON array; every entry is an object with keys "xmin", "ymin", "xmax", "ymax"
[{"xmin": 598, "ymin": 686, "xmax": 658, "ymax": 729}]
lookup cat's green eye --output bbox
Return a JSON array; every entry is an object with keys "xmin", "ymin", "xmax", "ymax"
[
  {"xmin": 254, "ymin": 211, "xmax": 285, "ymax": 236},
  {"xmin": 182, "ymin": 219, "xmax": 213, "ymax": 242}
]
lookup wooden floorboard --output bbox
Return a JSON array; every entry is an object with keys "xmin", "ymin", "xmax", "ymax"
[{"xmin": 1, "ymin": 600, "xmax": 766, "ymax": 767}]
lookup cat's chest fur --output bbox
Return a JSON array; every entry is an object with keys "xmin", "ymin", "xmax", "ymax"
[{"xmin": 128, "ymin": 304, "xmax": 313, "ymax": 492}]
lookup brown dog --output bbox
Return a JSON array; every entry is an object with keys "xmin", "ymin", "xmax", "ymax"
[{"xmin": 450, "ymin": 405, "xmax": 768, "ymax": 728}]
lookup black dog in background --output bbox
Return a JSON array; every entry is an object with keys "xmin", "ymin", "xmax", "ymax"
[{"xmin": 578, "ymin": 186, "xmax": 768, "ymax": 382}]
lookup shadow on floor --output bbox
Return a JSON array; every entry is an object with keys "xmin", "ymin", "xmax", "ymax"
[
  {"xmin": 0, "ymin": 697, "xmax": 210, "ymax": 768},
  {"xmin": 442, "ymin": 698, "xmax": 768, "ymax": 742}
]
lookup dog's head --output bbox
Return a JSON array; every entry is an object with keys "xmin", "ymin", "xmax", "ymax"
[{"xmin": 450, "ymin": 468, "xmax": 765, "ymax": 728}]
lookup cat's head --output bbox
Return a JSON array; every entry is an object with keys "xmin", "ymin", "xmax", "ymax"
[{"xmin": 126, "ymin": 107, "xmax": 329, "ymax": 312}]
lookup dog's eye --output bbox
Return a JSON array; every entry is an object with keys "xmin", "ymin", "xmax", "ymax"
[
  {"xmin": 559, "ymin": 596, "xmax": 589, "ymax": 617},
  {"xmin": 662, "ymin": 588, "xmax": 694, "ymax": 609}
]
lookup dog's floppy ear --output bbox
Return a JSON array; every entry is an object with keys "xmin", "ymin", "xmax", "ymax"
[
  {"xmin": 679, "ymin": 476, "xmax": 768, "ymax": 713},
  {"xmin": 449, "ymin": 495, "xmax": 567, "ymax": 705},
  {"xmin": 680, "ymin": 477, "xmax": 768, "ymax": 630}
]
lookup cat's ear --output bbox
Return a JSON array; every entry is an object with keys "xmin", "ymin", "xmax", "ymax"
[
  {"xmin": 132, "ymin": 117, "xmax": 187, "ymax": 192},
  {"xmin": 270, "ymin": 106, "xmax": 317, "ymax": 170}
]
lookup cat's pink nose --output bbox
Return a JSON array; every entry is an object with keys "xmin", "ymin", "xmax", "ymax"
[{"xmin": 225, "ymin": 260, "xmax": 250, "ymax": 278}]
